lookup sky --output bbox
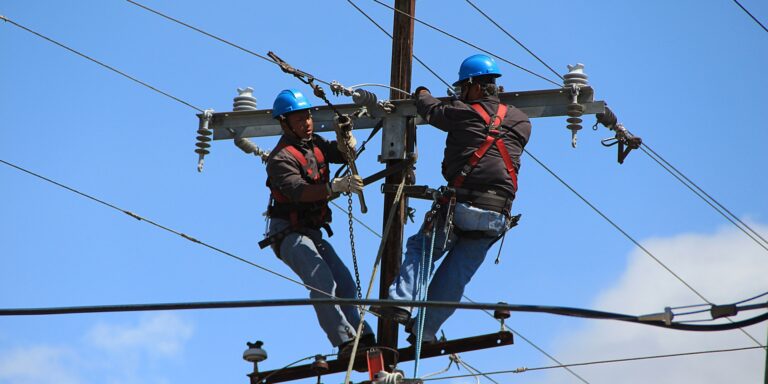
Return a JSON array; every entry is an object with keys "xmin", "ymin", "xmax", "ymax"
[{"xmin": 1, "ymin": 1, "xmax": 767, "ymax": 383}]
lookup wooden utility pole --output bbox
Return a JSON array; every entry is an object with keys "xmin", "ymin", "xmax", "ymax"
[{"xmin": 378, "ymin": 0, "xmax": 416, "ymax": 355}]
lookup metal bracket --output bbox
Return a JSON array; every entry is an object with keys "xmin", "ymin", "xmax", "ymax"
[{"xmin": 252, "ymin": 331, "xmax": 513, "ymax": 383}]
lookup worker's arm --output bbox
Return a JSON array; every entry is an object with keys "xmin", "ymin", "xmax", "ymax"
[{"xmin": 414, "ymin": 87, "xmax": 475, "ymax": 132}]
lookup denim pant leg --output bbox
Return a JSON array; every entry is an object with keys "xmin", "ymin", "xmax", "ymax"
[
  {"xmin": 421, "ymin": 235, "xmax": 498, "ymax": 339},
  {"xmin": 271, "ymin": 220, "xmax": 356, "ymax": 347},
  {"xmin": 387, "ymin": 220, "xmax": 450, "ymax": 311},
  {"xmin": 315, "ymin": 238, "xmax": 374, "ymax": 337},
  {"xmin": 421, "ymin": 203, "xmax": 506, "ymax": 340}
]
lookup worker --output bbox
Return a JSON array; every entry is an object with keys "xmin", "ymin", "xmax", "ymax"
[
  {"xmin": 376, "ymin": 54, "xmax": 531, "ymax": 344},
  {"xmin": 264, "ymin": 89, "xmax": 375, "ymax": 357}
]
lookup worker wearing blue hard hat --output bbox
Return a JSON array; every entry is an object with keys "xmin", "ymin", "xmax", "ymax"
[
  {"xmin": 262, "ymin": 89, "xmax": 375, "ymax": 358},
  {"xmin": 375, "ymin": 54, "xmax": 532, "ymax": 346}
]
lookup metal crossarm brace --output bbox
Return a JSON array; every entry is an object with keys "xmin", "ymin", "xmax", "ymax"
[
  {"xmin": 199, "ymin": 87, "xmax": 605, "ymax": 144},
  {"xmin": 251, "ymin": 331, "xmax": 513, "ymax": 383}
]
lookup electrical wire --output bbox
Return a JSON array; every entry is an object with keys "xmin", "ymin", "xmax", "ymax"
[
  {"xmin": 463, "ymin": 0, "xmax": 564, "ymax": 81},
  {"xmin": 0, "ymin": 15, "xmax": 203, "ymax": 112},
  {"xmin": 421, "ymin": 345, "xmax": 766, "ymax": 381},
  {"xmin": 0, "ymin": 159, "xmax": 339, "ymax": 301},
  {"xmin": 124, "ymin": 0, "xmax": 333, "ymax": 87},
  {"xmin": 522, "ymin": 149, "xmax": 764, "ymax": 346},
  {"xmin": 369, "ymin": 0, "xmax": 562, "ymax": 87},
  {"xmin": 329, "ymin": 202, "xmax": 592, "ymax": 383},
  {"xmin": 463, "ymin": 295, "xmax": 592, "ymax": 384},
  {"xmin": 3, "ymin": 298, "xmax": 767, "ymax": 331},
  {"xmin": 349, "ymin": 83, "xmax": 411, "ymax": 97},
  {"xmin": 639, "ymin": 143, "xmax": 768, "ymax": 251},
  {"xmin": 732, "ymin": 0, "xmax": 768, "ymax": 34},
  {"xmin": 346, "ymin": 0, "xmax": 453, "ymax": 90}
]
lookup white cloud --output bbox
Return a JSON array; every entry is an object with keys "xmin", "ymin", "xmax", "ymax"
[
  {"xmin": 86, "ymin": 312, "xmax": 194, "ymax": 358},
  {"xmin": 0, "ymin": 346, "xmax": 82, "ymax": 384},
  {"xmin": 0, "ymin": 313, "xmax": 193, "ymax": 384},
  {"xmin": 544, "ymin": 223, "xmax": 768, "ymax": 383}
]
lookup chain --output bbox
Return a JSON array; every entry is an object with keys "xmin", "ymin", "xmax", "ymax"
[{"xmin": 344, "ymin": 136, "xmax": 362, "ymax": 300}]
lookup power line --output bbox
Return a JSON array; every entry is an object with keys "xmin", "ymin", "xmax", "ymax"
[
  {"xmin": 346, "ymin": 0, "xmax": 453, "ymax": 89},
  {"xmin": 3, "ymin": 298, "xmax": 766, "ymax": 332},
  {"xmin": 421, "ymin": 345, "xmax": 766, "ymax": 381},
  {"xmin": 463, "ymin": 0, "xmax": 564, "ymax": 81},
  {"xmin": 369, "ymin": 0, "xmax": 562, "ymax": 87},
  {"xmin": 0, "ymin": 15, "xmax": 203, "ymax": 112},
  {"xmin": 328, "ymin": 202, "xmax": 592, "ymax": 383},
  {"xmin": 639, "ymin": 143, "xmax": 768, "ymax": 251},
  {"xmin": 463, "ymin": 296, "xmax": 592, "ymax": 384},
  {"xmin": 732, "ymin": 0, "xmax": 768, "ymax": 34},
  {"xmin": 0, "ymin": 159, "xmax": 336, "ymax": 300},
  {"xmin": 350, "ymin": 0, "xmax": 763, "ymax": 348},
  {"xmin": 522, "ymin": 149, "xmax": 764, "ymax": 346},
  {"xmin": 125, "ymin": 0, "xmax": 333, "ymax": 87}
]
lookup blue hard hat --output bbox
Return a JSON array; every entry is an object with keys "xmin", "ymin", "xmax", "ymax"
[
  {"xmin": 272, "ymin": 89, "xmax": 312, "ymax": 119},
  {"xmin": 454, "ymin": 54, "xmax": 502, "ymax": 86}
]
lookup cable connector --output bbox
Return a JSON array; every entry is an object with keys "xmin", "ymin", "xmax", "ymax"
[
  {"xmin": 638, "ymin": 306, "xmax": 674, "ymax": 326},
  {"xmin": 710, "ymin": 304, "xmax": 738, "ymax": 320},
  {"xmin": 0, "ymin": 15, "xmax": 7, "ymax": 22}
]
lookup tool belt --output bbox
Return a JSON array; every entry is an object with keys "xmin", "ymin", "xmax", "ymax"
[
  {"xmin": 258, "ymin": 221, "xmax": 333, "ymax": 250},
  {"xmin": 260, "ymin": 203, "xmax": 333, "ymax": 250},
  {"xmin": 453, "ymin": 187, "xmax": 512, "ymax": 213}
]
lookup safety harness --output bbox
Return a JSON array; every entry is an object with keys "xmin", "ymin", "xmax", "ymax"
[
  {"xmin": 451, "ymin": 103, "xmax": 518, "ymax": 192},
  {"xmin": 260, "ymin": 141, "xmax": 332, "ymax": 250}
]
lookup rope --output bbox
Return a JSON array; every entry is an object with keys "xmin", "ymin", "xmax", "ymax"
[
  {"xmin": 0, "ymin": 15, "xmax": 203, "ymax": 112},
  {"xmin": 414, "ymin": 217, "xmax": 438, "ymax": 377},
  {"xmin": 329, "ymin": 202, "xmax": 592, "ymax": 383},
  {"xmin": 343, "ymin": 173, "xmax": 408, "ymax": 384}
]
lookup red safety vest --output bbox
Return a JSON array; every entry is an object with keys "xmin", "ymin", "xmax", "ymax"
[
  {"xmin": 267, "ymin": 142, "xmax": 329, "ymax": 228},
  {"xmin": 451, "ymin": 103, "xmax": 518, "ymax": 191}
]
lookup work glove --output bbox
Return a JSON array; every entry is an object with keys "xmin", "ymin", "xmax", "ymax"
[
  {"xmin": 330, "ymin": 174, "xmax": 364, "ymax": 195},
  {"xmin": 336, "ymin": 131, "xmax": 357, "ymax": 157},
  {"xmin": 412, "ymin": 86, "xmax": 430, "ymax": 99}
]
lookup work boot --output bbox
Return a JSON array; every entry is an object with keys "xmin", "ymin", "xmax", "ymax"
[
  {"xmin": 370, "ymin": 306, "xmax": 411, "ymax": 326},
  {"xmin": 338, "ymin": 333, "xmax": 377, "ymax": 361}
]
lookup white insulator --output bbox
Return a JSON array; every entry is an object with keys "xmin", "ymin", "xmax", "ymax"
[
  {"xmin": 243, "ymin": 341, "xmax": 267, "ymax": 363},
  {"xmin": 563, "ymin": 63, "xmax": 588, "ymax": 87},
  {"xmin": 233, "ymin": 87, "xmax": 258, "ymax": 111}
]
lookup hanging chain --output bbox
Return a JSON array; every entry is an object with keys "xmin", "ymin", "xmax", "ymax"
[{"xmin": 344, "ymin": 137, "xmax": 362, "ymax": 300}]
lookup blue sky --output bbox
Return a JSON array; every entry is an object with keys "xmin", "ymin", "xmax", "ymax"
[{"xmin": 1, "ymin": 1, "xmax": 767, "ymax": 383}]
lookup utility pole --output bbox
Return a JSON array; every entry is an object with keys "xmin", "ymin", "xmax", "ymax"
[{"xmin": 378, "ymin": 0, "xmax": 416, "ymax": 358}]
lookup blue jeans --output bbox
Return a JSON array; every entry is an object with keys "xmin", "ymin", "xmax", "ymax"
[
  {"xmin": 388, "ymin": 203, "xmax": 507, "ymax": 341},
  {"xmin": 269, "ymin": 218, "xmax": 374, "ymax": 347}
]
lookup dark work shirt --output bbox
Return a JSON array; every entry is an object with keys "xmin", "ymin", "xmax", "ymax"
[
  {"xmin": 266, "ymin": 134, "xmax": 345, "ymax": 202},
  {"xmin": 416, "ymin": 92, "xmax": 532, "ymax": 199}
]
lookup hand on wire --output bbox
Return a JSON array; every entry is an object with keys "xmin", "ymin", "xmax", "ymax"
[{"xmin": 336, "ymin": 131, "xmax": 357, "ymax": 157}]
